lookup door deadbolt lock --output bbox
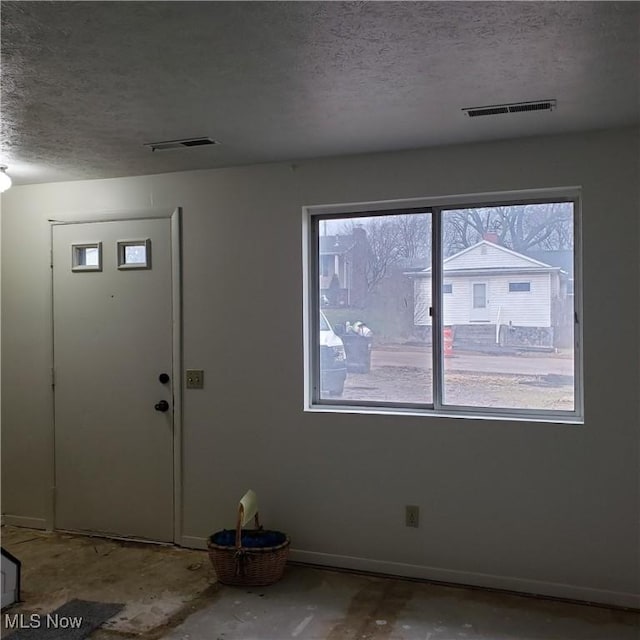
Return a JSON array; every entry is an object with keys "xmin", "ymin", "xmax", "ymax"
[{"xmin": 158, "ymin": 373, "xmax": 170, "ymax": 384}]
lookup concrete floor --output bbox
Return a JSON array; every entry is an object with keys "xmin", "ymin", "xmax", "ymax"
[
  {"xmin": 0, "ymin": 526, "xmax": 214, "ymax": 637},
  {"xmin": 1, "ymin": 526, "xmax": 638, "ymax": 640}
]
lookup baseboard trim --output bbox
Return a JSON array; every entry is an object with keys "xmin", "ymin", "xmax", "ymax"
[
  {"xmin": 162, "ymin": 536, "xmax": 640, "ymax": 610},
  {"xmin": 289, "ymin": 549, "xmax": 639, "ymax": 610},
  {"xmin": 1, "ymin": 515, "xmax": 47, "ymax": 530},
  {"xmin": 181, "ymin": 535, "xmax": 208, "ymax": 550},
  {"xmin": 3, "ymin": 520, "xmax": 635, "ymax": 609}
]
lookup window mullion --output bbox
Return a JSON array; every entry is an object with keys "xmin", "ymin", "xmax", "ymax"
[
  {"xmin": 311, "ymin": 218, "xmax": 321, "ymax": 404},
  {"xmin": 573, "ymin": 194, "xmax": 584, "ymax": 419},
  {"xmin": 432, "ymin": 208, "xmax": 444, "ymax": 410}
]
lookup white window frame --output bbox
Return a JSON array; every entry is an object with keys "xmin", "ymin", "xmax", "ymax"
[
  {"xmin": 303, "ymin": 188, "xmax": 584, "ymax": 424},
  {"xmin": 117, "ymin": 239, "xmax": 152, "ymax": 270},
  {"xmin": 71, "ymin": 242, "xmax": 102, "ymax": 272}
]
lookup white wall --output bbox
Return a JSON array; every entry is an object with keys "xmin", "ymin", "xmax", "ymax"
[
  {"xmin": 414, "ymin": 273, "xmax": 551, "ymax": 327},
  {"xmin": 2, "ymin": 128, "xmax": 639, "ymax": 607},
  {"xmin": 451, "ymin": 273, "xmax": 551, "ymax": 327},
  {"xmin": 413, "ymin": 277, "xmax": 431, "ymax": 326}
]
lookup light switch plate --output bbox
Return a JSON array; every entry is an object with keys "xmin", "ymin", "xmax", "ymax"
[{"xmin": 186, "ymin": 369, "xmax": 204, "ymax": 389}]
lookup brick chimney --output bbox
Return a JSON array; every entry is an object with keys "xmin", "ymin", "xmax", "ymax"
[
  {"xmin": 350, "ymin": 226, "xmax": 368, "ymax": 308},
  {"xmin": 483, "ymin": 232, "xmax": 499, "ymax": 244}
]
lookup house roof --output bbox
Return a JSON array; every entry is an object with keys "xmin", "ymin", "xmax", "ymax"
[
  {"xmin": 409, "ymin": 240, "xmax": 562, "ymax": 277},
  {"xmin": 446, "ymin": 240, "xmax": 553, "ymax": 268},
  {"xmin": 397, "ymin": 257, "xmax": 430, "ymax": 272},
  {"xmin": 524, "ymin": 250, "xmax": 574, "ymax": 277}
]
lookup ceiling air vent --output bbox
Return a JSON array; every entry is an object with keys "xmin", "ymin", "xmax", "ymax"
[
  {"xmin": 463, "ymin": 100, "xmax": 556, "ymax": 117},
  {"xmin": 144, "ymin": 137, "xmax": 218, "ymax": 152}
]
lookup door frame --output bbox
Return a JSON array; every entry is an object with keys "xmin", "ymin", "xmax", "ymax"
[{"xmin": 48, "ymin": 207, "xmax": 182, "ymax": 544}]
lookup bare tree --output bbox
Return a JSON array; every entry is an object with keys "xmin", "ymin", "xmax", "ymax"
[
  {"xmin": 362, "ymin": 217, "xmax": 403, "ymax": 292},
  {"xmin": 334, "ymin": 203, "xmax": 572, "ymax": 295},
  {"xmin": 341, "ymin": 214, "xmax": 430, "ymax": 292},
  {"xmin": 395, "ymin": 213, "xmax": 431, "ymax": 259},
  {"xmin": 443, "ymin": 203, "xmax": 573, "ymax": 256}
]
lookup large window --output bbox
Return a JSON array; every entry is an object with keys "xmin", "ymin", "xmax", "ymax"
[{"xmin": 305, "ymin": 191, "xmax": 582, "ymax": 422}]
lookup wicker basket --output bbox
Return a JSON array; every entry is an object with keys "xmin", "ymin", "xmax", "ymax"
[{"xmin": 208, "ymin": 504, "xmax": 290, "ymax": 586}]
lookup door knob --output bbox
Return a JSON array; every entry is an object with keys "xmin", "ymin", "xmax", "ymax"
[{"xmin": 154, "ymin": 400, "xmax": 170, "ymax": 412}]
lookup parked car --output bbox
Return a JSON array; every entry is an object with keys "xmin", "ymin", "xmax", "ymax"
[{"xmin": 319, "ymin": 311, "xmax": 347, "ymax": 396}]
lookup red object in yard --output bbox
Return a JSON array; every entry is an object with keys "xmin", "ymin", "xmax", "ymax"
[{"xmin": 443, "ymin": 327, "xmax": 454, "ymax": 357}]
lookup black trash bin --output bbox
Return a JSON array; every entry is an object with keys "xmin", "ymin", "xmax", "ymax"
[{"xmin": 342, "ymin": 334, "xmax": 372, "ymax": 373}]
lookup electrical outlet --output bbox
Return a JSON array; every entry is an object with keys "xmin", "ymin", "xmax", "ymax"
[
  {"xmin": 405, "ymin": 505, "xmax": 419, "ymax": 528},
  {"xmin": 186, "ymin": 369, "xmax": 204, "ymax": 389}
]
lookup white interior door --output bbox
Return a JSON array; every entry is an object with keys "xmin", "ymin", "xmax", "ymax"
[
  {"xmin": 52, "ymin": 218, "xmax": 175, "ymax": 542},
  {"xmin": 470, "ymin": 281, "xmax": 490, "ymax": 321}
]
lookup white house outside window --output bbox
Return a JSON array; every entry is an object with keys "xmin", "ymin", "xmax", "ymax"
[
  {"xmin": 509, "ymin": 282, "xmax": 532, "ymax": 292},
  {"xmin": 304, "ymin": 189, "xmax": 582, "ymax": 422}
]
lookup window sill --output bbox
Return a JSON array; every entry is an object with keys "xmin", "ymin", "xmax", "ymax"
[{"xmin": 305, "ymin": 403, "xmax": 584, "ymax": 425}]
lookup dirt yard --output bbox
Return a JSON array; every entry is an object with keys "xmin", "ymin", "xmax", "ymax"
[{"xmin": 341, "ymin": 346, "xmax": 575, "ymax": 411}]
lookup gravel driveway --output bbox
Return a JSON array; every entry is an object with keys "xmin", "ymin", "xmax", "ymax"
[{"xmin": 342, "ymin": 345, "xmax": 574, "ymax": 411}]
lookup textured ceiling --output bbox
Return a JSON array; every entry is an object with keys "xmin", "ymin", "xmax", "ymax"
[{"xmin": 1, "ymin": 1, "xmax": 639, "ymax": 185}]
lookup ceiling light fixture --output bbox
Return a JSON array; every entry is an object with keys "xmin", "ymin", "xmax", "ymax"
[{"xmin": 0, "ymin": 165, "xmax": 12, "ymax": 192}]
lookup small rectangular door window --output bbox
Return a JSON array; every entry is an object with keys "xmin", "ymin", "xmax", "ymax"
[
  {"xmin": 118, "ymin": 239, "xmax": 151, "ymax": 270},
  {"xmin": 72, "ymin": 243, "xmax": 102, "ymax": 272}
]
